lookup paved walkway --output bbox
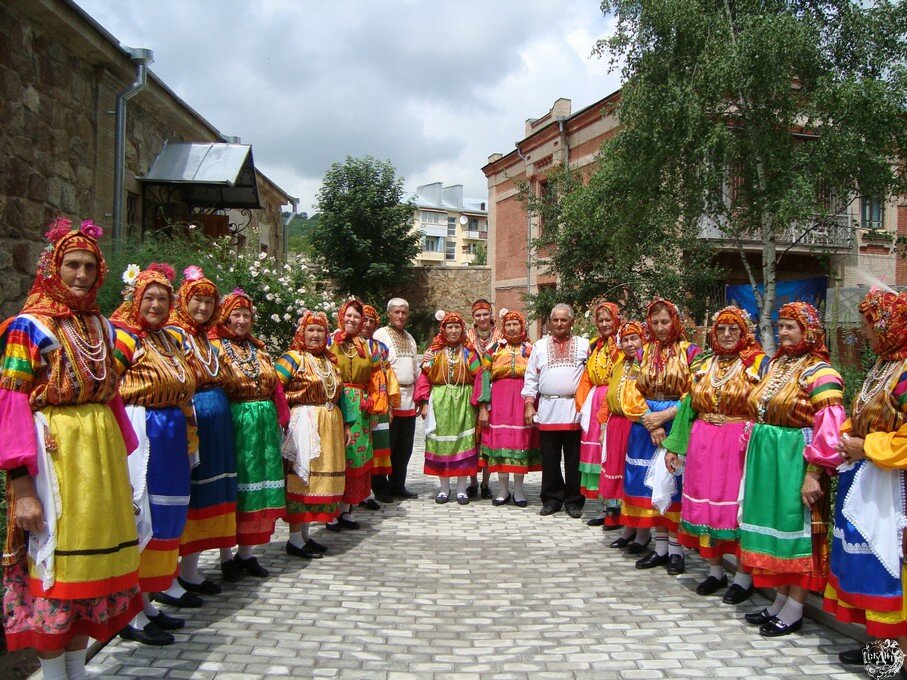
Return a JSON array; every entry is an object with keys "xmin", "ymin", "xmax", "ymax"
[{"xmin": 88, "ymin": 423, "xmax": 863, "ymax": 679}]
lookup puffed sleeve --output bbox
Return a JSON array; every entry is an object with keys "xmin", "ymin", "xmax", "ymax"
[
  {"xmin": 865, "ymin": 366, "xmax": 907, "ymax": 470},
  {"xmin": 112, "ymin": 326, "xmax": 138, "ymax": 375},
  {"xmin": 802, "ymin": 362, "xmax": 846, "ymax": 469},
  {"xmin": 275, "ymin": 351, "xmax": 301, "ymax": 387}
]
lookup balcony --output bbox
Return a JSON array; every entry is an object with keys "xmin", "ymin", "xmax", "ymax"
[
  {"xmin": 462, "ymin": 230, "xmax": 487, "ymax": 240},
  {"xmin": 418, "ymin": 250, "xmax": 445, "ymax": 261},
  {"xmin": 699, "ymin": 212, "xmax": 855, "ymax": 253},
  {"xmin": 421, "ymin": 224, "xmax": 447, "ymax": 238}
]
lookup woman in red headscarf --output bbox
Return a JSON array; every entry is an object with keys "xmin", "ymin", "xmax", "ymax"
[
  {"xmin": 575, "ymin": 300, "xmax": 622, "ymax": 523},
  {"xmin": 276, "ymin": 312, "xmax": 354, "ymax": 558},
  {"xmin": 414, "ymin": 311, "xmax": 483, "ymax": 504},
  {"xmin": 209, "ymin": 290, "xmax": 286, "ymax": 578},
  {"xmin": 662, "ymin": 306, "xmax": 768, "ymax": 603},
  {"xmin": 826, "ymin": 290, "xmax": 907, "ymax": 667},
  {"xmin": 327, "ymin": 299, "xmax": 387, "ymax": 530},
  {"xmin": 739, "ymin": 301, "xmax": 846, "ymax": 637},
  {"xmin": 111, "ymin": 263, "xmax": 198, "ymax": 645},
  {"xmin": 474, "ymin": 310, "xmax": 540, "ymax": 507},
  {"xmin": 0, "ymin": 218, "xmax": 141, "ymax": 675}
]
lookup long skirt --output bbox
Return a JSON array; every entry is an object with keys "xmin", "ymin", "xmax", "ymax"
[
  {"xmin": 180, "ymin": 387, "xmax": 237, "ymax": 555},
  {"xmin": 424, "ymin": 384, "xmax": 478, "ymax": 478},
  {"xmin": 341, "ymin": 386, "xmax": 374, "ymax": 504},
  {"xmin": 285, "ymin": 404, "xmax": 347, "ymax": 524},
  {"xmin": 678, "ymin": 419, "xmax": 749, "ymax": 558},
  {"xmin": 621, "ymin": 399, "xmax": 680, "ymax": 531},
  {"xmin": 231, "ymin": 399, "xmax": 285, "ymax": 546},
  {"xmin": 578, "ymin": 385, "xmax": 608, "ymax": 498},
  {"xmin": 823, "ymin": 459, "xmax": 907, "ymax": 637},
  {"xmin": 738, "ymin": 423, "xmax": 829, "ymax": 590},
  {"xmin": 2, "ymin": 404, "xmax": 141, "ymax": 651},
  {"xmin": 599, "ymin": 414, "xmax": 632, "ymax": 526},
  {"xmin": 371, "ymin": 413, "xmax": 392, "ymax": 477},
  {"xmin": 480, "ymin": 377, "xmax": 540, "ymax": 474}
]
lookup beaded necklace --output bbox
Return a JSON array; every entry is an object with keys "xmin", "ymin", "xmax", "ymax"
[
  {"xmin": 188, "ymin": 333, "xmax": 220, "ymax": 379},
  {"xmin": 853, "ymin": 359, "xmax": 900, "ymax": 419},
  {"xmin": 145, "ymin": 329, "xmax": 187, "ymax": 384},
  {"xmin": 708, "ymin": 356, "xmax": 743, "ymax": 414},
  {"xmin": 756, "ymin": 354, "xmax": 809, "ymax": 423},
  {"xmin": 307, "ymin": 351, "xmax": 339, "ymax": 402},
  {"xmin": 443, "ymin": 346, "xmax": 465, "ymax": 386},
  {"xmin": 222, "ymin": 338, "xmax": 260, "ymax": 380},
  {"xmin": 59, "ymin": 315, "xmax": 109, "ymax": 382}
]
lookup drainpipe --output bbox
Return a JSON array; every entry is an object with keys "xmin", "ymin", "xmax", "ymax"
[
  {"xmin": 557, "ymin": 116, "xmax": 569, "ymax": 166},
  {"xmin": 284, "ymin": 197, "xmax": 299, "ymax": 260},
  {"xmin": 516, "ymin": 144, "xmax": 532, "ymax": 303},
  {"xmin": 113, "ymin": 47, "xmax": 154, "ymax": 248}
]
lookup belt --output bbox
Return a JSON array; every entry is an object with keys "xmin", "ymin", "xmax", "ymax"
[
  {"xmin": 398, "ymin": 383, "xmax": 414, "ymax": 387},
  {"xmin": 540, "ymin": 394, "xmax": 574, "ymax": 400},
  {"xmin": 701, "ymin": 413, "xmax": 748, "ymax": 425},
  {"xmin": 649, "ymin": 393, "xmax": 680, "ymax": 401}
]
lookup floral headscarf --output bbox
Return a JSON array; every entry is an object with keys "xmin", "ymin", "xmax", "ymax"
[
  {"xmin": 362, "ymin": 304, "xmax": 380, "ymax": 322},
  {"xmin": 646, "ymin": 298, "xmax": 686, "ymax": 372},
  {"xmin": 110, "ymin": 263, "xmax": 175, "ymax": 337},
  {"xmin": 776, "ymin": 301, "xmax": 829, "ymax": 362},
  {"xmin": 208, "ymin": 288, "xmax": 265, "ymax": 349},
  {"xmin": 289, "ymin": 310, "xmax": 334, "ymax": 360},
  {"xmin": 168, "ymin": 265, "xmax": 220, "ymax": 335},
  {"xmin": 591, "ymin": 299, "xmax": 622, "ymax": 351},
  {"xmin": 429, "ymin": 311, "xmax": 470, "ymax": 351},
  {"xmin": 500, "ymin": 310, "xmax": 529, "ymax": 345},
  {"xmin": 619, "ymin": 320, "xmax": 646, "ymax": 342},
  {"xmin": 858, "ymin": 289, "xmax": 907, "ymax": 361},
  {"xmin": 709, "ymin": 305, "xmax": 763, "ymax": 367},
  {"xmin": 19, "ymin": 217, "xmax": 107, "ymax": 318}
]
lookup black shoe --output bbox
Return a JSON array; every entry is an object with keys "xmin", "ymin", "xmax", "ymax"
[
  {"xmin": 177, "ymin": 576, "xmax": 221, "ymax": 596},
  {"xmin": 359, "ymin": 498, "xmax": 381, "ymax": 511},
  {"xmin": 744, "ymin": 608, "xmax": 774, "ymax": 625},
  {"xmin": 759, "ymin": 616, "xmax": 802, "ymax": 637},
  {"xmin": 435, "ymin": 492, "xmax": 450, "ymax": 504},
  {"xmin": 325, "ymin": 520, "xmax": 342, "ymax": 532},
  {"xmin": 480, "ymin": 484, "xmax": 493, "ymax": 500},
  {"xmin": 722, "ymin": 583, "xmax": 754, "ymax": 605},
  {"xmin": 119, "ymin": 622, "xmax": 175, "ymax": 646},
  {"xmin": 626, "ymin": 537, "xmax": 652, "ymax": 555},
  {"xmin": 666, "ymin": 554, "xmax": 686, "ymax": 575},
  {"xmin": 696, "ymin": 575, "xmax": 728, "ymax": 595},
  {"xmin": 286, "ymin": 541, "xmax": 324, "ymax": 559},
  {"xmin": 492, "ymin": 494, "xmax": 512, "ymax": 506},
  {"xmin": 587, "ymin": 516, "xmax": 605, "ymax": 527},
  {"xmin": 153, "ymin": 590, "xmax": 203, "ymax": 608},
  {"xmin": 456, "ymin": 494, "xmax": 470, "ymax": 505},
  {"xmin": 609, "ymin": 532, "xmax": 637, "ymax": 549},
  {"xmin": 565, "ymin": 504, "xmax": 584, "ymax": 519},
  {"xmin": 391, "ymin": 488, "xmax": 418, "ymax": 499},
  {"xmin": 338, "ymin": 514, "xmax": 360, "ymax": 530},
  {"xmin": 466, "ymin": 484, "xmax": 478, "ymax": 498},
  {"xmin": 635, "ymin": 552, "xmax": 669, "ymax": 569},
  {"xmin": 147, "ymin": 610, "xmax": 185, "ymax": 630},
  {"xmin": 375, "ymin": 492, "xmax": 394, "ymax": 503},
  {"xmin": 539, "ymin": 504, "xmax": 561, "ymax": 516},
  {"xmin": 514, "ymin": 498, "xmax": 528, "ymax": 508},
  {"xmin": 237, "ymin": 555, "xmax": 269, "ymax": 577},
  {"xmin": 838, "ymin": 647, "xmax": 866, "ymax": 665},
  {"xmin": 221, "ymin": 558, "xmax": 244, "ymax": 583},
  {"xmin": 305, "ymin": 538, "xmax": 328, "ymax": 554}
]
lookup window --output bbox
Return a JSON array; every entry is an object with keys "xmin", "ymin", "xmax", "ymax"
[
  {"xmin": 445, "ymin": 241, "xmax": 456, "ymax": 260},
  {"xmin": 423, "ymin": 236, "xmax": 442, "ymax": 252},
  {"xmin": 861, "ymin": 197, "xmax": 884, "ymax": 228},
  {"xmin": 447, "ymin": 217, "xmax": 456, "ymax": 236},
  {"xmin": 421, "ymin": 211, "xmax": 444, "ymax": 225},
  {"xmin": 468, "ymin": 217, "xmax": 479, "ymax": 231},
  {"xmin": 463, "ymin": 243, "xmax": 477, "ymax": 255}
]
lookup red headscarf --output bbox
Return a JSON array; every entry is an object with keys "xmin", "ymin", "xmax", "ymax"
[
  {"xmin": 19, "ymin": 217, "xmax": 108, "ymax": 319},
  {"xmin": 500, "ymin": 310, "xmax": 529, "ymax": 345},
  {"xmin": 289, "ymin": 310, "xmax": 334, "ymax": 361},
  {"xmin": 775, "ymin": 301, "xmax": 829, "ymax": 362},
  {"xmin": 471, "ymin": 299, "xmax": 495, "ymax": 327},
  {"xmin": 332, "ymin": 298, "xmax": 366, "ymax": 357},
  {"xmin": 709, "ymin": 305, "xmax": 763, "ymax": 367},
  {"xmin": 168, "ymin": 265, "xmax": 220, "ymax": 335},
  {"xmin": 362, "ymin": 304, "xmax": 380, "ymax": 323},
  {"xmin": 208, "ymin": 288, "xmax": 265, "ymax": 349},
  {"xmin": 110, "ymin": 263, "xmax": 175, "ymax": 337},
  {"xmin": 859, "ymin": 289, "xmax": 907, "ymax": 361},
  {"xmin": 619, "ymin": 320, "xmax": 646, "ymax": 342},
  {"xmin": 429, "ymin": 311, "xmax": 470, "ymax": 352},
  {"xmin": 646, "ymin": 298, "xmax": 686, "ymax": 372},
  {"xmin": 591, "ymin": 299, "xmax": 622, "ymax": 350}
]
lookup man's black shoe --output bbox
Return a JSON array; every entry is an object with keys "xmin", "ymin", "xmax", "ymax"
[
  {"xmin": 391, "ymin": 488, "xmax": 418, "ymax": 499},
  {"xmin": 565, "ymin": 504, "xmax": 583, "ymax": 519},
  {"xmin": 539, "ymin": 504, "xmax": 561, "ymax": 516}
]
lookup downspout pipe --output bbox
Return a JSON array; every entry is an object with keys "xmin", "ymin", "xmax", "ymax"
[
  {"xmin": 113, "ymin": 47, "xmax": 154, "ymax": 247},
  {"xmin": 284, "ymin": 197, "xmax": 299, "ymax": 260},
  {"xmin": 516, "ymin": 144, "xmax": 531, "ymax": 304}
]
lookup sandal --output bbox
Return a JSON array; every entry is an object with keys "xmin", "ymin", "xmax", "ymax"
[
  {"xmin": 435, "ymin": 492, "xmax": 450, "ymax": 504},
  {"xmin": 456, "ymin": 493, "xmax": 470, "ymax": 505}
]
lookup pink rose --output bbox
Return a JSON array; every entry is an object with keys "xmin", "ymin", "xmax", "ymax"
[{"xmin": 80, "ymin": 219, "xmax": 103, "ymax": 240}]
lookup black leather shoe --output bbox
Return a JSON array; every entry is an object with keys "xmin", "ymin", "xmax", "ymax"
[
  {"xmin": 492, "ymin": 494, "xmax": 512, "ymax": 506},
  {"xmin": 666, "ymin": 554, "xmax": 686, "ymax": 575},
  {"xmin": 480, "ymin": 484, "xmax": 493, "ymax": 500},
  {"xmin": 305, "ymin": 538, "xmax": 328, "ymax": 554},
  {"xmin": 696, "ymin": 575, "xmax": 728, "ymax": 595},
  {"xmin": 221, "ymin": 558, "xmax": 244, "ymax": 583},
  {"xmin": 177, "ymin": 576, "xmax": 221, "ymax": 596},
  {"xmin": 587, "ymin": 516, "xmax": 605, "ymax": 526},
  {"xmin": 722, "ymin": 583, "xmax": 754, "ymax": 605},
  {"xmin": 358, "ymin": 498, "xmax": 381, "ymax": 510},
  {"xmin": 465, "ymin": 484, "xmax": 478, "ymax": 498},
  {"xmin": 119, "ymin": 622, "xmax": 175, "ymax": 646},
  {"xmin": 759, "ymin": 616, "xmax": 802, "ymax": 637},
  {"xmin": 609, "ymin": 532, "xmax": 637, "ymax": 549},
  {"xmin": 565, "ymin": 504, "xmax": 584, "ymax": 519},
  {"xmin": 325, "ymin": 521, "xmax": 342, "ymax": 532},
  {"xmin": 539, "ymin": 504, "xmax": 561, "ymax": 516},
  {"xmin": 456, "ymin": 494, "xmax": 470, "ymax": 505},
  {"xmin": 626, "ymin": 537, "xmax": 652, "ymax": 555},
  {"xmin": 838, "ymin": 647, "xmax": 866, "ymax": 665},
  {"xmin": 147, "ymin": 610, "xmax": 185, "ymax": 630},
  {"xmin": 635, "ymin": 552, "xmax": 669, "ymax": 569},
  {"xmin": 153, "ymin": 590, "xmax": 203, "ymax": 608},
  {"xmin": 391, "ymin": 488, "xmax": 418, "ymax": 499},
  {"xmin": 514, "ymin": 498, "xmax": 528, "ymax": 508},
  {"xmin": 338, "ymin": 514, "xmax": 360, "ymax": 530},
  {"xmin": 237, "ymin": 555, "xmax": 269, "ymax": 577},
  {"xmin": 286, "ymin": 541, "xmax": 324, "ymax": 559},
  {"xmin": 744, "ymin": 608, "xmax": 774, "ymax": 625},
  {"xmin": 375, "ymin": 492, "xmax": 394, "ymax": 503}
]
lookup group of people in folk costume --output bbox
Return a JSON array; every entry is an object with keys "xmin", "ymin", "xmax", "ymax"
[{"xmin": 3, "ymin": 216, "xmax": 907, "ymax": 677}]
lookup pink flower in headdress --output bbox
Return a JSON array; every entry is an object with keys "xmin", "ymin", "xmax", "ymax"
[
  {"xmin": 148, "ymin": 262, "xmax": 176, "ymax": 282},
  {"xmin": 79, "ymin": 219, "xmax": 103, "ymax": 240},
  {"xmin": 44, "ymin": 217, "xmax": 73, "ymax": 243},
  {"xmin": 183, "ymin": 265, "xmax": 204, "ymax": 282},
  {"xmin": 232, "ymin": 287, "xmax": 246, "ymax": 295}
]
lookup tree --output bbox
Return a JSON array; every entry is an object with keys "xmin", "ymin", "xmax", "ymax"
[
  {"xmin": 595, "ymin": 0, "xmax": 907, "ymax": 351},
  {"xmin": 311, "ymin": 156, "xmax": 419, "ymax": 301},
  {"xmin": 472, "ymin": 242, "xmax": 488, "ymax": 266}
]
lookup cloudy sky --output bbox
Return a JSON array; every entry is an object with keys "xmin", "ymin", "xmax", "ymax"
[{"xmin": 75, "ymin": 0, "xmax": 621, "ymax": 213}]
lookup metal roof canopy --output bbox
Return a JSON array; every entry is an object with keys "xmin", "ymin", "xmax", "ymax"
[{"xmin": 138, "ymin": 142, "xmax": 262, "ymax": 209}]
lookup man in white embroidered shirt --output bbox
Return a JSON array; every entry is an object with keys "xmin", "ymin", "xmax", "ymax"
[{"xmin": 522, "ymin": 303, "xmax": 589, "ymax": 518}]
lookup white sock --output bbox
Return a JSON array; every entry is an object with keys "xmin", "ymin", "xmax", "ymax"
[
  {"xmin": 288, "ymin": 531, "xmax": 305, "ymax": 549},
  {"xmin": 709, "ymin": 565, "xmax": 725, "ymax": 579},
  {"xmin": 776, "ymin": 598, "xmax": 804, "ymax": 626},
  {"xmin": 179, "ymin": 552, "xmax": 203, "ymax": 584},
  {"xmin": 237, "ymin": 545, "xmax": 254, "ymax": 560},
  {"xmin": 654, "ymin": 532, "xmax": 668, "ymax": 557},
  {"xmin": 733, "ymin": 571, "xmax": 753, "ymax": 589},
  {"xmin": 300, "ymin": 524, "xmax": 311, "ymax": 541},
  {"xmin": 439, "ymin": 477, "xmax": 451, "ymax": 495},
  {"xmin": 456, "ymin": 476, "xmax": 468, "ymax": 495},
  {"xmin": 163, "ymin": 581, "xmax": 186, "ymax": 599},
  {"xmin": 497, "ymin": 473, "xmax": 510, "ymax": 498},
  {"xmin": 513, "ymin": 475, "xmax": 525, "ymax": 501},
  {"xmin": 621, "ymin": 526, "xmax": 635, "ymax": 540},
  {"xmin": 668, "ymin": 538, "xmax": 682, "ymax": 557},
  {"xmin": 141, "ymin": 594, "xmax": 159, "ymax": 617},
  {"xmin": 38, "ymin": 655, "xmax": 67, "ymax": 680},
  {"xmin": 767, "ymin": 593, "xmax": 788, "ymax": 617},
  {"xmin": 634, "ymin": 527, "xmax": 651, "ymax": 545},
  {"xmin": 131, "ymin": 611, "xmax": 152, "ymax": 629},
  {"xmin": 64, "ymin": 648, "xmax": 88, "ymax": 680},
  {"xmin": 220, "ymin": 548, "xmax": 234, "ymax": 563}
]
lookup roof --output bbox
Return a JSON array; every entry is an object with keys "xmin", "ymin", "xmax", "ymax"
[{"xmin": 413, "ymin": 183, "xmax": 487, "ymax": 215}]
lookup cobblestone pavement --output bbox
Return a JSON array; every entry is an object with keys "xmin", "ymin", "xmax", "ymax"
[{"xmin": 88, "ymin": 424, "xmax": 863, "ymax": 679}]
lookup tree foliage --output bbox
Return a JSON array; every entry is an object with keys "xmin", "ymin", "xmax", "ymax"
[
  {"xmin": 594, "ymin": 0, "xmax": 907, "ymax": 350},
  {"xmin": 311, "ymin": 156, "xmax": 419, "ymax": 302}
]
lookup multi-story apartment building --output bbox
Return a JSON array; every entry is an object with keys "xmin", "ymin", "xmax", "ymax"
[{"xmin": 412, "ymin": 183, "xmax": 488, "ymax": 266}]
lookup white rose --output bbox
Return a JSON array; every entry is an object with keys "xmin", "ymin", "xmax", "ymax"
[
  {"xmin": 270, "ymin": 314, "xmax": 280, "ymax": 322},
  {"xmin": 266, "ymin": 293, "xmax": 274, "ymax": 301}
]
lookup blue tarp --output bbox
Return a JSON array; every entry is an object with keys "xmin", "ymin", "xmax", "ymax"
[{"xmin": 725, "ymin": 276, "xmax": 827, "ymax": 342}]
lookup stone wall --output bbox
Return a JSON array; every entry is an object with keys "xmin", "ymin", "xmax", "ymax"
[{"xmin": 395, "ymin": 265, "xmax": 492, "ymax": 319}]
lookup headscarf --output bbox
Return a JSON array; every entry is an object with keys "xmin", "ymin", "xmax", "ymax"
[
  {"xmin": 591, "ymin": 299, "xmax": 622, "ymax": 350},
  {"xmin": 362, "ymin": 304, "xmax": 380, "ymax": 324},
  {"xmin": 471, "ymin": 299, "xmax": 495, "ymax": 327},
  {"xmin": 709, "ymin": 305, "xmax": 763, "ymax": 367},
  {"xmin": 500, "ymin": 310, "xmax": 529, "ymax": 345},
  {"xmin": 168, "ymin": 265, "xmax": 220, "ymax": 335},
  {"xmin": 858, "ymin": 289, "xmax": 907, "ymax": 361},
  {"xmin": 618, "ymin": 320, "xmax": 646, "ymax": 343},
  {"xmin": 19, "ymin": 217, "xmax": 107, "ymax": 318},
  {"xmin": 208, "ymin": 288, "xmax": 265, "ymax": 349},
  {"xmin": 332, "ymin": 298, "xmax": 367, "ymax": 357},
  {"xmin": 109, "ymin": 262, "xmax": 175, "ymax": 337},
  {"xmin": 429, "ymin": 310, "xmax": 470, "ymax": 352},
  {"xmin": 289, "ymin": 310, "xmax": 334, "ymax": 361},
  {"xmin": 645, "ymin": 298, "xmax": 686, "ymax": 372},
  {"xmin": 775, "ymin": 301, "xmax": 829, "ymax": 362}
]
